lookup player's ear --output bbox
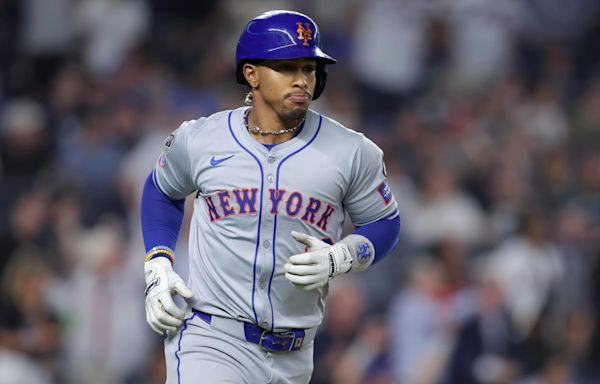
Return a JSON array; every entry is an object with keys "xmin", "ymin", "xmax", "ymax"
[{"xmin": 242, "ymin": 63, "xmax": 258, "ymax": 89}]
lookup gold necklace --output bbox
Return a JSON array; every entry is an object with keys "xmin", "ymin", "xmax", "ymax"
[{"xmin": 244, "ymin": 108, "xmax": 304, "ymax": 136}]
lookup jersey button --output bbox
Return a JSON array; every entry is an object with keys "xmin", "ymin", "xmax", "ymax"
[
  {"xmin": 259, "ymin": 280, "xmax": 267, "ymax": 289},
  {"xmin": 261, "ymin": 321, "xmax": 269, "ymax": 329},
  {"xmin": 267, "ymin": 156, "xmax": 275, "ymax": 164},
  {"xmin": 263, "ymin": 240, "xmax": 270, "ymax": 248},
  {"xmin": 267, "ymin": 174, "xmax": 274, "ymax": 183}
]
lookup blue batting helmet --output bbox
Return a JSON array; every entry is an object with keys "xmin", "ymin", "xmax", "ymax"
[{"xmin": 235, "ymin": 10, "xmax": 336, "ymax": 100}]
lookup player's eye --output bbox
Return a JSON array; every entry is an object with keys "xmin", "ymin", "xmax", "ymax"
[
  {"xmin": 303, "ymin": 65, "xmax": 316, "ymax": 74},
  {"xmin": 277, "ymin": 63, "xmax": 295, "ymax": 72}
]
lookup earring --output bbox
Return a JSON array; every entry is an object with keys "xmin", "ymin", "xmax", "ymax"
[{"xmin": 245, "ymin": 92, "xmax": 253, "ymax": 105}]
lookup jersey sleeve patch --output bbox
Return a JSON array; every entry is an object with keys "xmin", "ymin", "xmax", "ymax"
[
  {"xmin": 157, "ymin": 152, "xmax": 166, "ymax": 168},
  {"xmin": 377, "ymin": 180, "xmax": 393, "ymax": 205},
  {"xmin": 164, "ymin": 132, "xmax": 175, "ymax": 148},
  {"xmin": 157, "ymin": 131, "xmax": 176, "ymax": 168}
]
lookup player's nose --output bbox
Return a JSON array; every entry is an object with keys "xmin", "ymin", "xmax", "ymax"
[{"xmin": 291, "ymin": 69, "xmax": 309, "ymax": 88}]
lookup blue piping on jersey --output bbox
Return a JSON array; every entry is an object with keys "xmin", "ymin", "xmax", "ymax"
[
  {"xmin": 268, "ymin": 115, "xmax": 323, "ymax": 331},
  {"xmin": 227, "ymin": 111, "xmax": 264, "ymax": 325},
  {"xmin": 175, "ymin": 313, "xmax": 195, "ymax": 384}
]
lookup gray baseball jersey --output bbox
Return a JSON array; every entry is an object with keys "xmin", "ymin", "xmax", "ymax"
[{"xmin": 154, "ymin": 106, "xmax": 398, "ymax": 331}]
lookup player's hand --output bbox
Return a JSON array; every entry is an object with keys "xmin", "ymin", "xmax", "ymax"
[
  {"xmin": 144, "ymin": 257, "xmax": 193, "ymax": 335},
  {"xmin": 284, "ymin": 231, "xmax": 353, "ymax": 291}
]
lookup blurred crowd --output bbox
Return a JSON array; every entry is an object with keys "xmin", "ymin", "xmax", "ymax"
[{"xmin": 0, "ymin": 0, "xmax": 599, "ymax": 383}]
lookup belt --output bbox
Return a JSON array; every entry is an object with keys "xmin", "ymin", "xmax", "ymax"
[{"xmin": 192, "ymin": 309, "xmax": 308, "ymax": 353}]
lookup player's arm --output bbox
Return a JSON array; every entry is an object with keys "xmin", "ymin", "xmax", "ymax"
[
  {"xmin": 285, "ymin": 135, "xmax": 400, "ymax": 291},
  {"xmin": 141, "ymin": 172, "xmax": 193, "ymax": 334},
  {"xmin": 141, "ymin": 124, "xmax": 198, "ymax": 334}
]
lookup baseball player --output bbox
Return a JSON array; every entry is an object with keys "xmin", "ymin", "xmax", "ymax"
[{"xmin": 141, "ymin": 10, "xmax": 401, "ymax": 384}]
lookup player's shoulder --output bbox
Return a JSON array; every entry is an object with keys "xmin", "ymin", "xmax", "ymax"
[
  {"xmin": 311, "ymin": 111, "xmax": 361, "ymax": 141},
  {"xmin": 175, "ymin": 109, "xmax": 233, "ymax": 137},
  {"xmin": 178, "ymin": 109, "xmax": 232, "ymax": 130},
  {"xmin": 311, "ymin": 110, "xmax": 382, "ymax": 153}
]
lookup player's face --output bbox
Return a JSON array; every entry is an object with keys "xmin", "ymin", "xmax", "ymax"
[{"xmin": 254, "ymin": 58, "xmax": 317, "ymax": 121}]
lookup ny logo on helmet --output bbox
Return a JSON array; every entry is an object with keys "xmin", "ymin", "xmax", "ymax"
[{"xmin": 296, "ymin": 22, "xmax": 313, "ymax": 46}]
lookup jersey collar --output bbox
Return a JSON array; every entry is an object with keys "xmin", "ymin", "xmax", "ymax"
[{"xmin": 231, "ymin": 106, "xmax": 320, "ymax": 156}]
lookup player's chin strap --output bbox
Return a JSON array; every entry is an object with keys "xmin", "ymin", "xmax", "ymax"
[{"xmin": 284, "ymin": 232, "xmax": 375, "ymax": 291}]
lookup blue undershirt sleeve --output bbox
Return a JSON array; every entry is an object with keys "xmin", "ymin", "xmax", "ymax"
[
  {"xmin": 141, "ymin": 171, "xmax": 186, "ymax": 253},
  {"xmin": 353, "ymin": 214, "xmax": 401, "ymax": 264}
]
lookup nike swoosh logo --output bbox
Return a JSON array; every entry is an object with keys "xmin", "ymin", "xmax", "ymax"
[{"xmin": 210, "ymin": 155, "xmax": 234, "ymax": 167}]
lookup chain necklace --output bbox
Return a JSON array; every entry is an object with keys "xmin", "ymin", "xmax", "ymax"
[{"xmin": 244, "ymin": 108, "xmax": 304, "ymax": 136}]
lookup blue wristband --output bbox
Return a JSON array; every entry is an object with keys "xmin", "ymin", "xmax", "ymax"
[{"xmin": 353, "ymin": 214, "xmax": 400, "ymax": 264}]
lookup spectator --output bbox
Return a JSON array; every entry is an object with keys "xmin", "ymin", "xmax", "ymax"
[
  {"xmin": 444, "ymin": 0, "xmax": 525, "ymax": 94},
  {"xmin": 1, "ymin": 250, "xmax": 62, "ymax": 383},
  {"xmin": 73, "ymin": 0, "xmax": 150, "ymax": 78},
  {"xmin": 445, "ymin": 259, "xmax": 523, "ymax": 384},
  {"xmin": 405, "ymin": 161, "xmax": 487, "ymax": 247},
  {"xmin": 312, "ymin": 276, "xmax": 369, "ymax": 384},
  {"xmin": 388, "ymin": 252, "xmax": 473, "ymax": 384},
  {"xmin": 50, "ymin": 217, "xmax": 151, "ymax": 383},
  {"xmin": 350, "ymin": 0, "xmax": 432, "ymax": 128}
]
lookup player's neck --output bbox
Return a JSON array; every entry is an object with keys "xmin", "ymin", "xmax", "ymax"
[{"xmin": 246, "ymin": 106, "xmax": 303, "ymax": 145}]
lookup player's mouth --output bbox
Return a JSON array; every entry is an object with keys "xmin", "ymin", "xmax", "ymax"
[{"xmin": 286, "ymin": 92, "xmax": 311, "ymax": 103}]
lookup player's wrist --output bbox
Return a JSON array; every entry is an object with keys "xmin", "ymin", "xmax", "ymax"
[
  {"xmin": 144, "ymin": 246, "xmax": 175, "ymax": 264},
  {"xmin": 337, "ymin": 234, "xmax": 375, "ymax": 273},
  {"xmin": 328, "ymin": 243, "xmax": 352, "ymax": 277}
]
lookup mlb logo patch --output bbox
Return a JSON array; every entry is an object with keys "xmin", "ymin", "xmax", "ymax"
[{"xmin": 377, "ymin": 180, "xmax": 393, "ymax": 205}]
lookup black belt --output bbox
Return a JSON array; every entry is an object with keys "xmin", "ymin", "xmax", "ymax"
[{"xmin": 193, "ymin": 309, "xmax": 306, "ymax": 353}]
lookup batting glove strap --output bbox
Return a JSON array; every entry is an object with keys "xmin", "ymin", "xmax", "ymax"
[
  {"xmin": 338, "ymin": 234, "xmax": 375, "ymax": 273},
  {"xmin": 326, "ymin": 242, "xmax": 353, "ymax": 278}
]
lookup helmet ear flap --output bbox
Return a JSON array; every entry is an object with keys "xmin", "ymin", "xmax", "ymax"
[
  {"xmin": 236, "ymin": 63, "xmax": 247, "ymax": 86},
  {"xmin": 313, "ymin": 64, "xmax": 328, "ymax": 100}
]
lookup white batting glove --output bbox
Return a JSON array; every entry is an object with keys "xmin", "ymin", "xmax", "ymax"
[
  {"xmin": 284, "ymin": 231, "xmax": 374, "ymax": 291},
  {"xmin": 144, "ymin": 257, "xmax": 193, "ymax": 335}
]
